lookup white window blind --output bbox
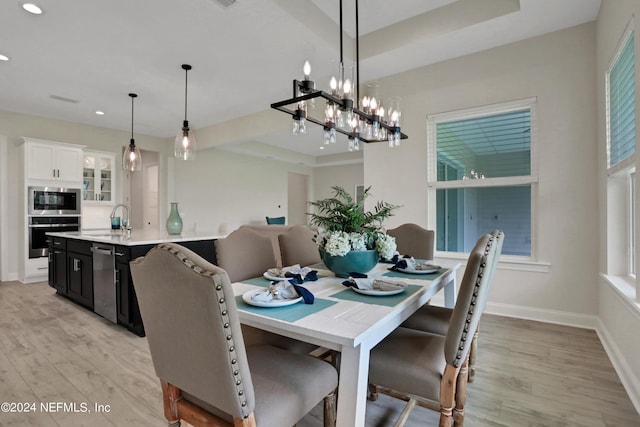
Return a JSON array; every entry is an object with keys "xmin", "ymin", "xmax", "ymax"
[
  {"xmin": 608, "ymin": 32, "xmax": 635, "ymax": 168},
  {"xmin": 436, "ymin": 110, "xmax": 531, "ymax": 180}
]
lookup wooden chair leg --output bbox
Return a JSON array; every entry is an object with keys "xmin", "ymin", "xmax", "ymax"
[
  {"xmin": 439, "ymin": 364, "xmax": 459, "ymax": 427},
  {"xmin": 368, "ymin": 383, "xmax": 379, "ymax": 401},
  {"xmin": 161, "ymin": 380, "xmax": 182, "ymax": 426},
  {"xmin": 323, "ymin": 389, "xmax": 336, "ymax": 427},
  {"xmin": 453, "ymin": 359, "xmax": 469, "ymax": 427},
  {"xmin": 468, "ymin": 327, "xmax": 479, "ymax": 383}
]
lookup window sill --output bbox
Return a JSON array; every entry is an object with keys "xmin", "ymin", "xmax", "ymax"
[
  {"xmin": 435, "ymin": 252, "xmax": 551, "ymax": 273},
  {"xmin": 601, "ymin": 274, "xmax": 640, "ymax": 314}
]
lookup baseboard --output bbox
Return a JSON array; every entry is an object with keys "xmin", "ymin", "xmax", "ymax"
[
  {"xmin": 483, "ymin": 301, "xmax": 600, "ymax": 330},
  {"xmin": 596, "ymin": 318, "xmax": 640, "ymax": 414},
  {"xmin": 427, "ymin": 295, "xmax": 599, "ymax": 329}
]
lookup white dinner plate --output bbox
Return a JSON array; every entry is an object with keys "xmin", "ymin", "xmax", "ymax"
[
  {"xmin": 242, "ymin": 290, "xmax": 302, "ymax": 307},
  {"xmin": 350, "ymin": 287, "xmax": 406, "ymax": 296},
  {"xmin": 397, "ymin": 264, "xmax": 440, "ymax": 274},
  {"xmin": 263, "ymin": 272, "xmax": 290, "ymax": 281}
]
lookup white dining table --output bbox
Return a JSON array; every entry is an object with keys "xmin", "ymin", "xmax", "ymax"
[{"xmin": 232, "ymin": 261, "xmax": 460, "ymax": 427}]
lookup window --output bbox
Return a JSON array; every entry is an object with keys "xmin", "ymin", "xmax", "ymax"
[
  {"xmin": 427, "ymin": 98, "xmax": 537, "ymax": 258},
  {"xmin": 607, "ymin": 30, "xmax": 636, "ymax": 172},
  {"xmin": 606, "ymin": 25, "xmax": 636, "ymax": 283}
]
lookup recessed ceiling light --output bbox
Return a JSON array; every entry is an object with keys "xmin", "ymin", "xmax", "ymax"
[
  {"xmin": 22, "ymin": 3, "xmax": 43, "ymax": 14},
  {"xmin": 0, "ymin": 54, "xmax": 8, "ymax": 61},
  {"xmin": 319, "ymin": 146, "xmax": 325, "ymax": 150},
  {"xmin": 95, "ymin": 111, "xmax": 105, "ymax": 115}
]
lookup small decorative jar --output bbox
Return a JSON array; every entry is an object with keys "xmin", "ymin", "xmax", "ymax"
[{"xmin": 166, "ymin": 202, "xmax": 183, "ymax": 235}]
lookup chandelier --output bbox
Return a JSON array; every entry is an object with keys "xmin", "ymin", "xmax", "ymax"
[{"xmin": 270, "ymin": 0, "xmax": 407, "ymax": 151}]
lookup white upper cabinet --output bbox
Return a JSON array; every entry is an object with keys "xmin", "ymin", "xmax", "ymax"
[
  {"xmin": 82, "ymin": 151, "xmax": 116, "ymax": 205},
  {"xmin": 24, "ymin": 138, "xmax": 84, "ymax": 185}
]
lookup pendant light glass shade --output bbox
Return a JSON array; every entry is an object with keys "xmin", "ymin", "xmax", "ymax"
[
  {"xmin": 175, "ymin": 64, "xmax": 196, "ymax": 160},
  {"xmin": 123, "ymin": 93, "xmax": 142, "ymax": 171}
]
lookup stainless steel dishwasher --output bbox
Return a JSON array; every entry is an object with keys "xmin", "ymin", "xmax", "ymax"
[{"xmin": 91, "ymin": 244, "xmax": 117, "ymax": 323}]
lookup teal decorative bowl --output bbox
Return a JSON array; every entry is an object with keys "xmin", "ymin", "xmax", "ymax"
[{"xmin": 321, "ymin": 249, "xmax": 378, "ymax": 278}]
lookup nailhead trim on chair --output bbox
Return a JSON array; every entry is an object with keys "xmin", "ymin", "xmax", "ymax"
[
  {"xmin": 156, "ymin": 244, "xmax": 251, "ymax": 419},
  {"xmin": 453, "ymin": 236, "xmax": 494, "ymax": 366}
]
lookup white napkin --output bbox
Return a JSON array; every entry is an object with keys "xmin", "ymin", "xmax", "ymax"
[
  {"xmin": 267, "ymin": 264, "xmax": 313, "ymax": 278},
  {"xmin": 399, "ymin": 257, "xmax": 440, "ymax": 271},
  {"xmin": 251, "ymin": 282, "xmax": 300, "ymax": 302},
  {"xmin": 347, "ymin": 277, "xmax": 406, "ymax": 292}
]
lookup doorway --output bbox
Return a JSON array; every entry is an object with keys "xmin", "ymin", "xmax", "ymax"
[
  {"xmin": 122, "ymin": 148, "xmax": 159, "ymax": 231},
  {"xmin": 287, "ymin": 172, "xmax": 309, "ymax": 226}
]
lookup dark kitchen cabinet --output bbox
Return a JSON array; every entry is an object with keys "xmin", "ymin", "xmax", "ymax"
[
  {"xmin": 48, "ymin": 237, "xmax": 67, "ymax": 295},
  {"xmin": 115, "ymin": 244, "xmax": 152, "ymax": 337},
  {"xmin": 66, "ymin": 240, "xmax": 93, "ymax": 309},
  {"xmin": 45, "ymin": 235, "xmax": 217, "ymax": 337}
]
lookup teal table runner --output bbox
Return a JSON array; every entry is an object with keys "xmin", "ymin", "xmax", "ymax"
[
  {"xmin": 382, "ymin": 268, "xmax": 446, "ymax": 281},
  {"xmin": 236, "ymin": 296, "xmax": 337, "ymax": 322},
  {"xmin": 329, "ymin": 284, "xmax": 422, "ymax": 307}
]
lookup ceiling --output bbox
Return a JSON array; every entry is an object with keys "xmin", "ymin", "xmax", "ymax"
[{"xmin": 0, "ymin": 0, "xmax": 601, "ymax": 160}]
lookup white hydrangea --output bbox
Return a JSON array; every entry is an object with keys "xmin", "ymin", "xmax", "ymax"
[
  {"xmin": 349, "ymin": 232, "xmax": 367, "ymax": 251},
  {"xmin": 375, "ymin": 233, "xmax": 397, "ymax": 261},
  {"xmin": 324, "ymin": 231, "xmax": 351, "ymax": 256}
]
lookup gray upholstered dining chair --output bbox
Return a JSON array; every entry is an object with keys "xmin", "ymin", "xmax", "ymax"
[
  {"xmin": 278, "ymin": 225, "xmax": 322, "ymax": 267},
  {"xmin": 214, "ymin": 227, "xmax": 276, "ymax": 283},
  {"xmin": 368, "ymin": 233, "xmax": 498, "ymax": 427},
  {"xmin": 400, "ymin": 230, "xmax": 504, "ymax": 382},
  {"xmin": 130, "ymin": 243, "xmax": 337, "ymax": 427},
  {"xmin": 387, "ymin": 223, "xmax": 435, "ymax": 260},
  {"xmin": 214, "ymin": 227, "xmax": 318, "ymax": 353}
]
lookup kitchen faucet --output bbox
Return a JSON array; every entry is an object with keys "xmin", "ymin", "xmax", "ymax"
[{"xmin": 110, "ymin": 204, "xmax": 130, "ymax": 234}]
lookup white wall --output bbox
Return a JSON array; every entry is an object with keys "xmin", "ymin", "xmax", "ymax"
[
  {"xmin": 313, "ymin": 163, "xmax": 364, "ymax": 203},
  {"xmin": 171, "ymin": 147, "xmax": 315, "ymax": 234},
  {"xmin": 596, "ymin": 0, "xmax": 640, "ymax": 411},
  {"xmin": 365, "ymin": 23, "xmax": 599, "ymax": 320}
]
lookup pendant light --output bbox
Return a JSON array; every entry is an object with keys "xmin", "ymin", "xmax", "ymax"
[
  {"xmin": 175, "ymin": 64, "xmax": 196, "ymax": 160},
  {"xmin": 271, "ymin": 0, "xmax": 407, "ymax": 147},
  {"xmin": 123, "ymin": 93, "xmax": 142, "ymax": 171}
]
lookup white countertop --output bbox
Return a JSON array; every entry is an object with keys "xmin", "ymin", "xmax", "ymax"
[{"xmin": 47, "ymin": 229, "xmax": 225, "ymax": 246}]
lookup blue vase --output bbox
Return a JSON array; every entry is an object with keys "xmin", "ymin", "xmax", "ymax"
[
  {"xmin": 321, "ymin": 249, "xmax": 378, "ymax": 278},
  {"xmin": 166, "ymin": 202, "xmax": 183, "ymax": 235}
]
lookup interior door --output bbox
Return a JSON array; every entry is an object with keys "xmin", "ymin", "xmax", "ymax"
[{"xmin": 287, "ymin": 172, "xmax": 308, "ymax": 225}]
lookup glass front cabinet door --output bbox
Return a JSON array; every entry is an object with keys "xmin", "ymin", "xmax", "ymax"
[{"xmin": 83, "ymin": 151, "xmax": 116, "ymax": 205}]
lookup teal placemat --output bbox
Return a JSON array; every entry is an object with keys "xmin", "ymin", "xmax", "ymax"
[
  {"xmin": 329, "ymin": 284, "xmax": 422, "ymax": 307},
  {"xmin": 236, "ymin": 296, "xmax": 337, "ymax": 322},
  {"xmin": 382, "ymin": 268, "xmax": 446, "ymax": 281},
  {"xmin": 241, "ymin": 275, "xmax": 326, "ymax": 288},
  {"xmin": 241, "ymin": 277, "xmax": 272, "ymax": 288}
]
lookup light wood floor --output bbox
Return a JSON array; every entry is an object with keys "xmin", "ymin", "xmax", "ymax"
[{"xmin": 0, "ymin": 280, "xmax": 638, "ymax": 427}]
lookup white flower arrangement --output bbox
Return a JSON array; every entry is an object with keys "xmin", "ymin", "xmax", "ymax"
[{"xmin": 375, "ymin": 233, "xmax": 397, "ymax": 260}]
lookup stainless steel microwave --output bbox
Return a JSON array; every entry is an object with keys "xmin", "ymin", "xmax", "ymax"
[{"xmin": 28, "ymin": 186, "xmax": 81, "ymax": 215}]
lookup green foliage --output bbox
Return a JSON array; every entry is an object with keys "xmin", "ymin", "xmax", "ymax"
[{"xmin": 308, "ymin": 186, "xmax": 399, "ymax": 237}]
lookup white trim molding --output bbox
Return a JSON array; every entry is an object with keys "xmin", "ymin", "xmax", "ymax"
[{"xmin": 0, "ymin": 135, "xmax": 9, "ymax": 281}]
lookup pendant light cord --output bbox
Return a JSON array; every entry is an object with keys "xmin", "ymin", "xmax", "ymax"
[
  {"xmin": 355, "ymin": 0, "xmax": 359, "ymax": 108},
  {"xmin": 128, "ymin": 93, "xmax": 137, "ymax": 144},
  {"xmin": 184, "ymin": 67, "xmax": 188, "ymax": 122},
  {"xmin": 339, "ymin": 0, "xmax": 343, "ymax": 64}
]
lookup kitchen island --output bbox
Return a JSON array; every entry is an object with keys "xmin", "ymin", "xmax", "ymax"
[{"xmin": 46, "ymin": 229, "xmax": 223, "ymax": 336}]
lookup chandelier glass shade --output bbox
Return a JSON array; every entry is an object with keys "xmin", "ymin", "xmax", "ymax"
[
  {"xmin": 271, "ymin": 0, "xmax": 407, "ymax": 150},
  {"xmin": 123, "ymin": 93, "xmax": 142, "ymax": 172},
  {"xmin": 175, "ymin": 64, "xmax": 197, "ymax": 161}
]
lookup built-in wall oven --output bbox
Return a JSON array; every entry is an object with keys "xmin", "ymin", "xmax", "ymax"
[
  {"xmin": 29, "ymin": 216, "xmax": 81, "ymax": 258},
  {"xmin": 27, "ymin": 186, "xmax": 81, "ymax": 259}
]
